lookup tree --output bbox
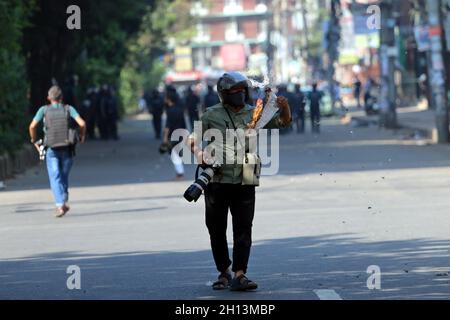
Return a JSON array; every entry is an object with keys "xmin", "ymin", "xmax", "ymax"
[
  {"xmin": 23, "ymin": 0, "xmax": 152, "ymax": 112},
  {"xmin": 0, "ymin": 0, "xmax": 34, "ymax": 154},
  {"xmin": 119, "ymin": 0, "xmax": 196, "ymax": 113}
]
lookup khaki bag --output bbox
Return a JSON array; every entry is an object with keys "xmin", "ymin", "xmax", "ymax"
[{"xmin": 242, "ymin": 152, "xmax": 261, "ymax": 186}]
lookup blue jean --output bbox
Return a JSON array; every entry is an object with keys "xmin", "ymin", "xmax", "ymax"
[{"xmin": 46, "ymin": 148, "xmax": 73, "ymax": 207}]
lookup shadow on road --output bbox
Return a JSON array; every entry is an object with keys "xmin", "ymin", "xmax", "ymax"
[{"xmin": 1, "ymin": 234, "xmax": 449, "ymax": 300}]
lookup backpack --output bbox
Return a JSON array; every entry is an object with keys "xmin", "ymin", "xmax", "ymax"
[{"xmin": 44, "ymin": 104, "xmax": 79, "ymax": 148}]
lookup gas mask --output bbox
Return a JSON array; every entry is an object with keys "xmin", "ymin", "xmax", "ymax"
[{"xmin": 223, "ymin": 91, "xmax": 246, "ymax": 107}]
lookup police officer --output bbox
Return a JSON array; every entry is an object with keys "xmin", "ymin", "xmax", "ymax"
[
  {"xmin": 188, "ymin": 72, "xmax": 292, "ymax": 291},
  {"xmin": 308, "ymin": 83, "xmax": 322, "ymax": 134},
  {"xmin": 184, "ymin": 86, "xmax": 200, "ymax": 131},
  {"xmin": 293, "ymin": 84, "xmax": 306, "ymax": 134},
  {"xmin": 203, "ymin": 85, "xmax": 220, "ymax": 110},
  {"xmin": 147, "ymin": 89, "xmax": 164, "ymax": 140}
]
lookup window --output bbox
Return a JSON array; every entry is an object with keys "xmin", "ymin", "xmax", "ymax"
[
  {"xmin": 224, "ymin": 0, "xmax": 243, "ymax": 14},
  {"xmin": 225, "ymin": 20, "xmax": 239, "ymax": 41},
  {"xmin": 194, "ymin": 23, "xmax": 210, "ymax": 42}
]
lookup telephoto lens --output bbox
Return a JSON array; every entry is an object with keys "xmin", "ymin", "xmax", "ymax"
[{"xmin": 184, "ymin": 167, "xmax": 216, "ymax": 202}]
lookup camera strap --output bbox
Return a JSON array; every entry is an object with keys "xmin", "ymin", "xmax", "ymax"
[
  {"xmin": 195, "ymin": 164, "xmax": 200, "ymax": 180},
  {"xmin": 224, "ymin": 106, "xmax": 245, "ymax": 150},
  {"xmin": 224, "ymin": 106, "xmax": 261, "ymax": 186}
]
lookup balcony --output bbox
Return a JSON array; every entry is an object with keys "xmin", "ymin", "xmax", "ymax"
[
  {"xmin": 194, "ymin": 9, "xmax": 271, "ymax": 21},
  {"xmin": 190, "ymin": 38, "xmax": 265, "ymax": 48}
]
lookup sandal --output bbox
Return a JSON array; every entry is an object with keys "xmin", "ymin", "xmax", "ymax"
[
  {"xmin": 230, "ymin": 275, "xmax": 258, "ymax": 291},
  {"xmin": 212, "ymin": 272, "xmax": 232, "ymax": 290},
  {"xmin": 55, "ymin": 205, "xmax": 69, "ymax": 218},
  {"xmin": 55, "ymin": 207, "xmax": 66, "ymax": 218}
]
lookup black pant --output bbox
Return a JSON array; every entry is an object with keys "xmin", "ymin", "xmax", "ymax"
[
  {"xmin": 152, "ymin": 113, "xmax": 162, "ymax": 139},
  {"xmin": 295, "ymin": 111, "xmax": 305, "ymax": 133},
  {"xmin": 311, "ymin": 111, "xmax": 320, "ymax": 134},
  {"xmin": 204, "ymin": 183, "xmax": 255, "ymax": 274},
  {"xmin": 189, "ymin": 112, "xmax": 199, "ymax": 131}
]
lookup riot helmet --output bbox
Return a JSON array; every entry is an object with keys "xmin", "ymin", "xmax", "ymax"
[{"xmin": 217, "ymin": 72, "xmax": 252, "ymax": 107}]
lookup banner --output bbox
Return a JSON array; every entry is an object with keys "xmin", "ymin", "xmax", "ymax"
[
  {"xmin": 174, "ymin": 46, "xmax": 193, "ymax": 72},
  {"xmin": 220, "ymin": 44, "xmax": 246, "ymax": 71}
]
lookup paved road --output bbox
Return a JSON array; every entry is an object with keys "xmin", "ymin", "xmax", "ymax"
[{"xmin": 1, "ymin": 115, "xmax": 450, "ymax": 300}]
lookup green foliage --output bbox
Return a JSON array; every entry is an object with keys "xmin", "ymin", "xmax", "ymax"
[
  {"xmin": 24, "ymin": 0, "xmax": 152, "ymax": 112},
  {"xmin": 0, "ymin": 0, "xmax": 34, "ymax": 155},
  {"xmin": 119, "ymin": 0, "xmax": 196, "ymax": 113},
  {"xmin": 0, "ymin": 0, "xmax": 194, "ymax": 154}
]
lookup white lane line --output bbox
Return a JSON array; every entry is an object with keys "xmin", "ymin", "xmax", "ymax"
[{"xmin": 314, "ymin": 289, "xmax": 343, "ymax": 300}]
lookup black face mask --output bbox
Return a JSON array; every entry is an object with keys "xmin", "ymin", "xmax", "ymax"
[{"xmin": 224, "ymin": 91, "xmax": 246, "ymax": 107}]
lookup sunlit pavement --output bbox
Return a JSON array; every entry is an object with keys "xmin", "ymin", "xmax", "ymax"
[{"xmin": 1, "ymin": 115, "xmax": 450, "ymax": 300}]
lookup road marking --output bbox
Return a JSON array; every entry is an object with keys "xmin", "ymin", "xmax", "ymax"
[{"xmin": 314, "ymin": 289, "xmax": 343, "ymax": 300}]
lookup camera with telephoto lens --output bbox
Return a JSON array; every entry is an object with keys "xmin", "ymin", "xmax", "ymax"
[
  {"xmin": 35, "ymin": 139, "xmax": 47, "ymax": 161},
  {"xmin": 184, "ymin": 163, "xmax": 221, "ymax": 202}
]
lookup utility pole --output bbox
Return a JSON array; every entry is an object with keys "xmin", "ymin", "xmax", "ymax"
[
  {"xmin": 378, "ymin": 0, "xmax": 398, "ymax": 128},
  {"xmin": 426, "ymin": 0, "xmax": 449, "ymax": 143},
  {"xmin": 280, "ymin": 0, "xmax": 289, "ymax": 84},
  {"xmin": 325, "ymin": 0, "xmax": 342, "ymax": 113},
  {"xmin": 300, "ymin": 0, "xmax": 310, "ymax": 65},
  {"xmin": 272, "ymin": 0, "xmax": 281, "ymax": 83},
  {"xmin": 265, "ymin": 1, "xmax": 275, "ymax": 81}
]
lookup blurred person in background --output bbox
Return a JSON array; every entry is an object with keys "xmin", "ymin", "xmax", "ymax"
[
  {"xmin": 333, "ymin": 80, "xmax": 345, "ymax": 113},
  {"xmin": 353, "ymin": 76, "xmax": 362, "ymax": 109},
  {"xmin": 308, "ymin": 83, "xmax": 322, "ymax": 134},
  {"xmin": 293, "ymin": 84, "xmax": 306, "ymax": 134},
  {"xmin": 97, "ymin": 84, "xmax": 110, "ymax": 140},
  {"xmin": 364, "ymin": 77, "xmax": 375, "ymax": 111},
  {"xmin": 107, "ymin": 87, "xmax": 120, "ymax": 141},
  {"xmin": 83, "ymin": 87, "xmax": 98, "ymax": 140},
  {"xmin": 203, "ymin": 85, "xmax": 220, "ymax": 110},
  {"xmin": 138, "ymin": 91, "xmax": 148, "ymax": 114},
  {"xmin": 163, "ymin": 87, "xmax": 186, "ymax": 180},
  {"xmin": 63, "ymin": 74, "xmax": 81, "ymax": 112},
  {"xmin": 147, "ymin": 89, "xmax": 164, "ymax": 140},
  {"xmin": 184, "ymin": 86, "xmax": 200, "ymax": 131}
]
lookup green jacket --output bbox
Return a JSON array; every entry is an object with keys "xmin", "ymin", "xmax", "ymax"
[{"xmin": 198, "ymin": 103, "xmax": 290, "ymax": 184}]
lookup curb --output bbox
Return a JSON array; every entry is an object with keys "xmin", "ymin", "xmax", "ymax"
[
  {"xmin": 349, "ymin": 114, "xmax": 437, "ymax": 142},
  {"xmin": 0, "ymin": 144, "xmax": 39, "ymax": 184}
]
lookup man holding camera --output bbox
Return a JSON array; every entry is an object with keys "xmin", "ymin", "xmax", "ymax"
[
  {"xmin": 188, "ymin": 72, "xmax": 292, "ymax": 291},
  {"xmin": 29, "ymin": 85, "xmax": 86, "ymax": 217}
]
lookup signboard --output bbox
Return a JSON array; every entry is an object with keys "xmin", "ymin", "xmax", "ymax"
[
  {"xmin": 220, "ymin": 44, "xmax": 246, "ymax": 71},
  {"xmin": 174, "ymin": 46, "xmax": 193, "ymax": 72},
  {"xmin": 248, "ymin": 52, "xmax": 268, "ymax": 77},
  {"xmin": 165, "ymin": 70, "xmax": 202, "ymax": 83}
]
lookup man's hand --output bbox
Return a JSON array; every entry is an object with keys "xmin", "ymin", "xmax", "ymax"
[
  {"xmin": 276, "ymin": 96, "xmax": 290, "ymax": 110},
  {"xmin": 276, "ymin": 96, "xmax": 292, "ymax": 126},
  {"xmin": 74, "ymin": 116, "xmax": 86, "ymax": 144},
  {"xmin": 196, "ymin": 149, "xmax": 215, "ymax": 167},
  {"xmin": 33, "ymin": 143, "xmax": 41, "ymax": 153}
]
